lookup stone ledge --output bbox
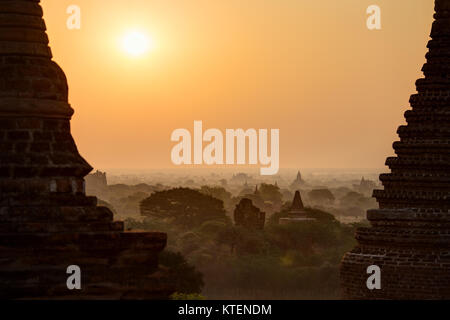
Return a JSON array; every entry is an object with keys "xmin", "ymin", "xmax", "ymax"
[
  {"xmin": 0, "ymin": 98, "xmax": 73, "ymax": 118},
  {"xmin": 0, "ymin": 231, "xmax": 168, "ymax": 251},
  {"xmin": 0, "ymin": 1, "xmax": 43, "ymax": 17},
  {"xmin": 0, "ymin": 41, "xmax": 51, "ymax": 57}
]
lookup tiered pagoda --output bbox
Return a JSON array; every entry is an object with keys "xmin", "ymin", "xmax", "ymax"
[
  {"xmin": 280, "ymin": 190, "xmax": 315, "ymax": 224},
  {"xmin": 341, "ymin": 0, "xmax": 450, "ymax": 299},
  {"xmin": 0, "ymin": 0, "xmax": 172, "ymax": 299}
]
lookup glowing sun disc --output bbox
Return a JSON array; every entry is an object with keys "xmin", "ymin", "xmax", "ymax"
[{"xmin": 121, "ymin": 31, "xmax": 151, "ymax": 56}]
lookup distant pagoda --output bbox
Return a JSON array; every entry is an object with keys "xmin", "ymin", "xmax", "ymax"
[
  {"xmin": 0, "ymin": 0, "xmax": 171, "ymax": 299},
  {"xmin": 290, "ymin": 170, "xmax": 305, "ymax": 190},
  {"xmin": 280, "ymin": 190, "xmax": 315, "ymax": 224},
  {"xmin": 341, "ymin": 0, "xmax": 450, "ymax": 299}
]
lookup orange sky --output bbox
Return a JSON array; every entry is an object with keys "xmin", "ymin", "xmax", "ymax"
[{"xmin": 41, "ymin": 0, "xmax": 434, "ymax": 171}]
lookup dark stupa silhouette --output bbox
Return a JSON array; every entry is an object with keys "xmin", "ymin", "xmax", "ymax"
[
  {"xmin": 0, "ymin": 0, "xmax": 172, "ymax": 299},
  {"xmin": 341, "ymin": 0, "xmax": 450, "ymax": 299},
  {"xmin": 279, "ymin": 191, "xmax": 315, "ymax": 224},
  {"xmin": 291, "ymin": 190, "xmax": 304, "ymax": 211}
]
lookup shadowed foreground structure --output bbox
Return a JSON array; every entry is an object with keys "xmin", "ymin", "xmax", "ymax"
[
  {"xmin": 341, "ymin": 0, "xmax": 450, "ymax": 299},
  {"xmin": 0, "ymin": 0, "xmax": 172, "ymax": 299}
]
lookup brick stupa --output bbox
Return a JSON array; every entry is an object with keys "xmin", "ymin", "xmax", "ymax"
[
  {"xmin": 0, "ymin": 0, "xmax": 172, "ymax": 299},
  {"xmin": 341, "ymin": 0, "xmax": 450, "ymax": 299}
]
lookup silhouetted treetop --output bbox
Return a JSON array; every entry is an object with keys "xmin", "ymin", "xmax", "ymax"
[
  {"xmin": 308, "ymin": 189, "xmax": 335, "ymax": 203},
  {"xmin": 140, "ymin": 187, "xmax": 227, "ymax": 228}
]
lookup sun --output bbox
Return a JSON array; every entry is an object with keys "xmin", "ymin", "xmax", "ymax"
[{"xmin": 121, "ymin": 31, "xmax": 153, "ymax": 57}]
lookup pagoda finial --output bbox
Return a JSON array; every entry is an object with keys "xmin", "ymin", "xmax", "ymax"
[{"xmin": 291, "ymin": 190, "xmax": 304, "ymax": 210}]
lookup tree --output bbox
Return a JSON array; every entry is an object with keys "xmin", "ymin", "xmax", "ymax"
[
  {"xmin": 308, "ymin": 189, "xmax": 335, "ymax": 204},
  {"xmin": 140, "ymin": 188, "xmax": 227, "ymax": 228},
  {"xmin": 199, "ymin": 186, "xmax": 233, "ymax": 210},
  {"xmin": 215, "ymin": 225, "xmax": 241, "ymax": 253},
  {"xmin": 159, "ymin": 251, "xmax": 204, "ymax": 294},
  {"xmin": 259, "ymin": 183, "xmax": 283, "ymax": 205}
]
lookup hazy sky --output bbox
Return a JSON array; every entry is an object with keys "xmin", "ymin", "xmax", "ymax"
[{"xmin": 41, "ymin": 0, "xmax": 434, "ymax": 171}]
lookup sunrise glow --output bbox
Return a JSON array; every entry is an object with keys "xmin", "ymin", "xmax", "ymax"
[{"xmin": 121, "ymin": 31, "xmax": 152, "ymax": 56}]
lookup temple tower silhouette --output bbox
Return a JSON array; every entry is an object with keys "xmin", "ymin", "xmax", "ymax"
[
  {"xmin": 341, "ymin": 0, "xmax": 450, "ymax": 299},
  {"xmin": 0, "ymin": 0, "xmax": 172, "ymax": 299}
]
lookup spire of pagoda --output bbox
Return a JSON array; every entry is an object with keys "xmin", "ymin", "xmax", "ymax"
[
  {"xmin": 341, "ymin": 0, "xmax": 450, "ymax": 299},
  {"xmin": 291, "ymin": 190, "xmax": 304, "ymax": 210},
  {"xmin": 372, "ymin": 0, "xmax": 450, "ymax": 211}
]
